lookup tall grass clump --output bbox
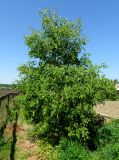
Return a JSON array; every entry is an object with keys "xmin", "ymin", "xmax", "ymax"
[
  {"xmin": 95, "ymin": 119, "xmax": 119, "ymax": 148},
  {"xmin": 59, "ymin": 138, "xmax": 91, "ymax": 160}
]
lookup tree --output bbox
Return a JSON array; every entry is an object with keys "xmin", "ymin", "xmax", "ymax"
[
  {"xmin": 18, "ymin": 9, "xmax": 116, "ymax": 144},
  {"xmin": 25, "ymin": 9, "xmax": 89, "ymax": 67}
]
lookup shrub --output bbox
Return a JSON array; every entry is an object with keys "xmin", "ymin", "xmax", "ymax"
[
  {"xmin": 95, "ymin": 119, "xmax": 119, "ymax": 148},
  {"xmin": 96, "ymin": 143, "xmax": 119, "ymax": 160},
  {"xmin": 18, "ymin": 64, "xmax": 115, "ymax": 144},
  {"xmin": 59, "ymin": 138, "xmax": 90, "ymax": 160}
]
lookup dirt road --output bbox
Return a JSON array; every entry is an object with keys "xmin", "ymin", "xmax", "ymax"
[{"xmin": 95, "ymin": 101, "xmax": 119, "ymax": 119}]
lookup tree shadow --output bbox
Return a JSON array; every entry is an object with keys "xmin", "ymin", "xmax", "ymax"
[
  {"xmin": 0, "ymin": 124, "xmax": 6, "ymax": 137},
  {"xmin": 10, "ymin": 112, "xmax": 18, "ymax": 160}
]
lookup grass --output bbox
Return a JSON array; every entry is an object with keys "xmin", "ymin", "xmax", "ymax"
[
  {"xmin": 14, "ymin": 147, "xmax": 29, "ymax": 160},
  {"xmin": 0, "ymin": 97, "xmax": 14, "ymax": 160},
  {"xmin": 0, "ymin": 136, "xmax": 11, "ymax": 160},
  {"xmin": 26, "ymin": 118, "xmax": 119, "ymax": 160},
  {"xmin": 115, "ymin": 94, "xmax": 119, "ymax": 101},
  {"xmin": 36, "ymin": 139, "xmax": 59, "ymax": 160},
  {"xmin": 1, "ymin": 101, "xmax": 119, "ymax": 159}
]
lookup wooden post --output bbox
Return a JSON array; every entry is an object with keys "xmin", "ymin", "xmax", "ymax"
[
  {"xmin": 0, "ymin": 99, "xmax": 1, "ymax": 109},
  {"xmin": 8, "ymin": 94, "xmax": 10, "ymax": 107}
]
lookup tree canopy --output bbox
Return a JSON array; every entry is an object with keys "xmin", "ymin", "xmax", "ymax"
[
  {"xmin": 25, "ymin": 9, "xmax": 89, "ymax": 67},
  {"xmin": 18, "ymin": 9, "xmax": 116, "ymax": 144}
]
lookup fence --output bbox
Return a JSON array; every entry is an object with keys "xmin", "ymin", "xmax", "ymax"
[{"xmin": 0, "ymin": 91, "xmax": 19, "ymax": 136}]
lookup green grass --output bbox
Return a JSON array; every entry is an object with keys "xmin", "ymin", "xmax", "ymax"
[
  {"xmin": 0, "ymin": 136, "xmax": 11, "ymax": 160},
  {"xmin": 1, "ymin": 105, "xmax": 119, "ymax": 160},
  {"xmin": 14, "ymin": 147, "xmax": 29, "ymax": 160},
  {"xmin": 58, "ymin": 119, "xmax": 119, "ymax": 160},
  {"xmin": 115, "ymin": 94, "xmax": 119, "ymax": 101}
]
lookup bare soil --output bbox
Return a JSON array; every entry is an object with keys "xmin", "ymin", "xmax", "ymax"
[
  {"xmin": 4, "ymin": 121, "xmax": 39, "ymax": 160},
  {"xmin": 15, "ymin": 123, "xmax": 39, "ymax": 160}
]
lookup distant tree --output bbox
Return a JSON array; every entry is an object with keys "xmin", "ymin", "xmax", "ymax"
[
  {"xmin": 18, "ymin": 9, "xmax": 116, "ymax": 144},
  {"xmin": 114, "ymin": 79, "xmax": 119, "ymax": 85},
  {"xmin": 0, "ymin": 84, "xmax": 14, "ymax": 88}
]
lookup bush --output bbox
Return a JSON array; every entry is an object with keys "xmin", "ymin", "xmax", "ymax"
[
  {"xmin": 115, "ymin": 94, "xmax": 119, "ymax": 101},
  {"xmin": 18, "ymin": 64, "xmax": 116, "ymax": 144},
  {"xmin": 59, "ymin": 138, "xmax": 90, "ymax": 160},
  {"xmin": 95, "ymin": 119, "xmax": 119, "ymax": 148},
  {"xmin": 36, "ymin": 139, "xmax": 59, "ymax": 160},
  {"xmin": 96, "ymin": 143, "xmax": 119, "ymax": 160},
  {"xmin": 19, "ymin": 64, "xmax": 115, "ymax": 144}
]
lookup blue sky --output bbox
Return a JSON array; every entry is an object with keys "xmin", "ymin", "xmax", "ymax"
[{"xmin": 0, "ymin": 0, "xmax": 119, "ymax": 83}]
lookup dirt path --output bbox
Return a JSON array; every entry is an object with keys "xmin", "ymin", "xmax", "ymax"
[
  {"xmin": 15, "ymin": 123, "xmax": 39, "ymax": 160},
  {"xmin": 4, "ymin": 114, "xmax": 39, "ymax": 160},
  {"xmin": 95, "ymin": 101, "xmax": 119, "ymax": 119}
]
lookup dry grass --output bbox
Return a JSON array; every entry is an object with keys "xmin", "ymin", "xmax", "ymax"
[{"xmin": 15, "ymin": 123, "xmax": 39, "ymax": 160}]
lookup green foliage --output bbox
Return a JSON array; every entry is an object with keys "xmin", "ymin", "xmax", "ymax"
[
  {"xmin": 18, "ymin": 64, "xmax": 115, "ymax": 143},
  {"xmin": 25, "ymin": 8, "xmax": 88, "ymax": 66},
  {"xmin": 115, "ymin": 95, "xmax": 119, "ymax": 101},
  {"xmin": 59, "ymin": 138, "xmax": 89, "ymax": 160},
  {"xmin": 18, "ymin": 9, "xmax": 116, "ymax": 144},
  {"xmin": 95, "ymin": 119, "xmax": 119, "ymax": 148},
  {"xmin": 0, "ymin": 137, "xmax": 11, "ymax": 160},
  {"xmin": 114, "ymin": 79, "xmax": 119, "ymax": 85},
  {"xmin": 91, "ymin": 142, "xmax": 119, "ymax": 160},
  {"xmin": 0, "ymin": 83, "xmax": 15, "ymax": 89},
  {"xmin": 99, "ymin": 143, "xmax": 119, "ymax": 160},
  {"xmin": 36, "ymin": 139, "xmax": 60, "ymax": 160}
]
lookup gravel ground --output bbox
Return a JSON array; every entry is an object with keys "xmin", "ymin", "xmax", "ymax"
[{"xmin": 95, "ymin": 101, "xmax": 119, "ymax": 119}]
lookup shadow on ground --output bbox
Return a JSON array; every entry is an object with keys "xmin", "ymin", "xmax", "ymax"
[{"xmin": 10, "ymin": 112, "xmax": 18, "ymax": 160}]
